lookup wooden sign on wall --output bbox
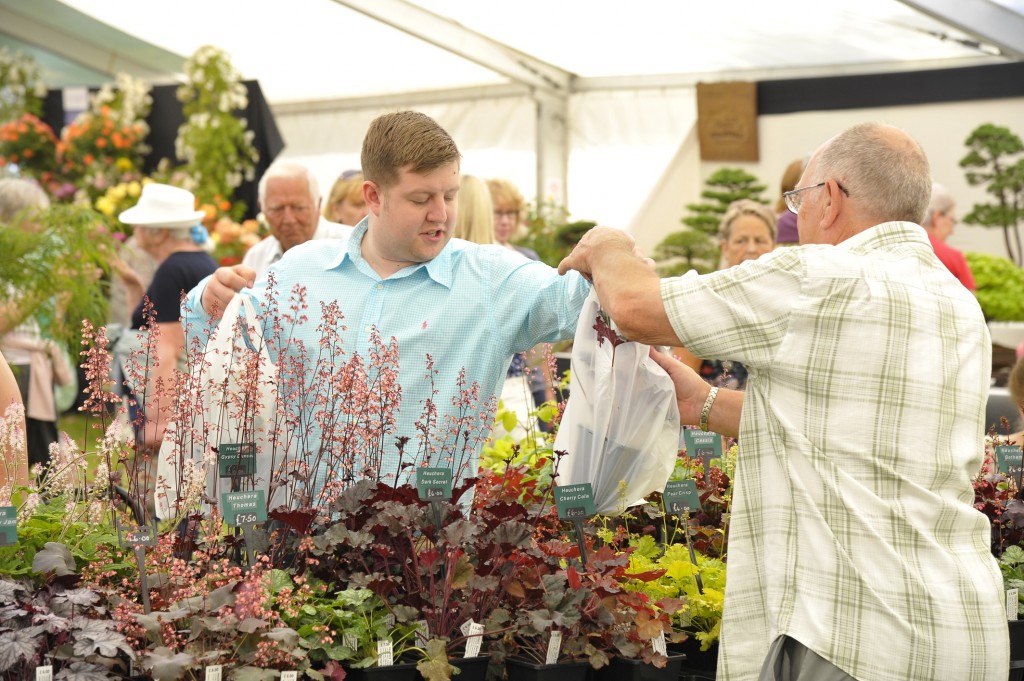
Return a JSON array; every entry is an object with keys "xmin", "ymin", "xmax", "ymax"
[{"xmin": 696, "ymin": 81, "xmax": 759, "ymax": 161}]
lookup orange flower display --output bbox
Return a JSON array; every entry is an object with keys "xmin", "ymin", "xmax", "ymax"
[{"xmin": 0, "ymin": 112, "xmax": 59, "ymax": 178}]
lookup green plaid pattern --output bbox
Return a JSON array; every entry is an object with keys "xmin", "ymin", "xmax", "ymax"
[{"xmin": 662, "ymin": 222, "xmax": 1008, "ymax": 681}]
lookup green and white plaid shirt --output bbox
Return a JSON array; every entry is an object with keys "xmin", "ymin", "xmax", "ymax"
[{"xmin": 662, "ymin": 222, "xmax": 1008, "ymax": 681}]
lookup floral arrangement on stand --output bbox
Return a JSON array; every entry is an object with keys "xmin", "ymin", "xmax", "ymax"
[
  {"xmin": 59, "ymin": 73, "xmax": 152, "ymax": 208},
  {"xmin": 175, "ymin": 45, "xmax": 259, "ymax": 222},
  {"xmin": 0, "ymin": 46, "xmax": 48, "ymax": 124},
  {"xmin": 0, "ymin": 112, "xmax": 60, "ymax": 181},
  {"xmin": 207, "ymin": 214, "xmax": 264, "ymax": 266}
]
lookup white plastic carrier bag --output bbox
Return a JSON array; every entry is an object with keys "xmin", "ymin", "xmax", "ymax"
[
  {"xmin": 553, "ymin": 289, "xmax": 680, "ymax": 515},
  {"xmin": 156, "ymin": 294, "xmax": 282, "ymax": 519}
]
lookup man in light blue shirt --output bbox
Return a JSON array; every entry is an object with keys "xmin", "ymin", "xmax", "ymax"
[{"xmin": 182, "ymin": 111, "xmax": 589, "ymax": 502}]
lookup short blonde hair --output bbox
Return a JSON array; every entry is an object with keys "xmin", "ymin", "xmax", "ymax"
[
  {"xmin": 324, "ymin": 172, "xmax": 365, "ymax": 220},
  {"xmin": 454, "ymin": 175, "xmax": 495, "ymax": 244},
  {"xmin": 486, "ymin": 178, "xmax": 525, "ymax": 214}
]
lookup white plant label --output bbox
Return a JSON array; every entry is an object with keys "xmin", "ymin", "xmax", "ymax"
[
  {"xmin": 344, "ymin": 633, "xmax": 359, "ymax": 649},
  {"xmin": 281, "ymin": 673, "xmax": 297, "ymax": 681},
  {"xmin": 464, "ymin": 622, "xmax": 485, "ymax": 658},
  {"xmin": 35, "ymin": 666, "xmax": 53, "ymax": 681},
  {"xmin": 205, "ymin": 665, "xmax": 222, "ymax": 681},
  {"xmin": 377, "ymin": 639, "xmax": 394, "ymax": 666},
  {"xmin": 383, "ymin": 613, "xmax": 396, "ymax": 629},
  {"xmin": 415, "ymin": 619, "xmax": 430, "ymax": 648},
  {"xmin": 460, "ymin": 618, "xmax": 476, "ymax": 637},
  {"xmin": 545, "ymin": 630, "xmax": 563, "ymax": 665},
  {"xmin": 652, "ymin": 630, "xmax": 667, "ymax": 656},
  {"xmin": 1008, "ymin": 588, "xmax": 1019, "ymax": 620}
]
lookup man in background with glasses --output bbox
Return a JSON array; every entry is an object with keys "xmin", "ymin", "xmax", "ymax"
[
  {"xmin": 559, "ymin": 121, "xmax": 1006, "ymax": 680},
  {"xmin": 242, "ymin": 161, "xmax": 353, "ymax": 276}
]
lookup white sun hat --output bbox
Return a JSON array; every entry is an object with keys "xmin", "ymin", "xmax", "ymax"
[{"xmin": 118, "ymin": 183, "xmax": 206, "ymax": 228}]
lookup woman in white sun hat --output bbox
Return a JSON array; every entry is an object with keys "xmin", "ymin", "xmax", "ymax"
[{"xmin": 111, "ymin": 183, "xmax": 217, "ymax": 452}]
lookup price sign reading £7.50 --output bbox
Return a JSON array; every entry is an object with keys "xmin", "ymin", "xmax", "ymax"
[{"xmin": 220, "ymin": 490, "xmax": 267, "ymax": 527}]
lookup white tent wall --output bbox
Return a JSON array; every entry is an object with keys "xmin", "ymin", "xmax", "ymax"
[
  {"xmin": 274, "ymin": 96, "xmax": 537, "ymax": 217},
  {"xmin": 628, "ymin": 94, "xmax": 1024, "ymax": 259}
]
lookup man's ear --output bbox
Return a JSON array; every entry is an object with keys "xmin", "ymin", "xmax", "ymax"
[
  {"xmin": 364, "ymin": 181, "xmax": 383, "ymax": 215},
  {"xmin": 819, "ymin": 179, "xmax": 844, "ymax": 234}
]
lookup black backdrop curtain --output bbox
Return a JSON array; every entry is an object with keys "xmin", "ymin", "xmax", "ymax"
[{"xmin": 42, "ymin": 80, "xmax": 283, "ymax": 220}]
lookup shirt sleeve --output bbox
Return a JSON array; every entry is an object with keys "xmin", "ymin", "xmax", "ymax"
[
  {"xmin": 488, "ymin": 253, "xmax": 591, "ymax": 353},
  {"xmin": 661, "ymin": 247, "xmax": 805, "ymax": 369}
]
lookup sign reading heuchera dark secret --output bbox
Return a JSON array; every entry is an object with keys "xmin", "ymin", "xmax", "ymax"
[
  {"xmin": 554, "ymin": 483, "xmax": 596, "ymax": 519},
  {"xmin": 416, "ymin": 467, "xmax": 453, "ymax": 501}
]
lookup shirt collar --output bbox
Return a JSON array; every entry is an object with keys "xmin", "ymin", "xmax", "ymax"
[{"xmin": 324, "ymin": 217, "xmax": 455, "ymax": 289}]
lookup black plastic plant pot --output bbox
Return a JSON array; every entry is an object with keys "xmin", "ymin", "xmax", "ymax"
[
  {"xmin": 449, "ymin": 655, "xmax": 490, "ymax": 681},
  {"xmin": 505, "ymin": 656, "xmax": 591, "ymax": 681},
  {"xmin": 593, "ymin": 653, "xmax": 686, "ymax": 681},
  {"xmin": 343, "ymin": 661, "xmax": 420, "ymax": 681}
]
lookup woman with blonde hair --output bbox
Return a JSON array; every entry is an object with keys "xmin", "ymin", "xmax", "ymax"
[
  {"xmin": 323, "ymin": 171, "xmax": 368, "ymax": 226},
  {"xmin": 454, "ymin": 175, "xmax": 495, "ymax": 244}
]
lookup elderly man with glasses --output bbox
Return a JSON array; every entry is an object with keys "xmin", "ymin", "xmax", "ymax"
[
  {"xmin": 558, "ymin": 121, "xmax": 1007, "ymax": 681},
  {"xmin": 242, "ymin": 162, "xmax": 353, "ymax": 276}
]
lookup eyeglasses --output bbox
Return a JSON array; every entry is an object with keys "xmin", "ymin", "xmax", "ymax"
[
  {"xmin": 493, "ymin": 209, "xmax": 519, "ymax": 219},
  {"xmin": 783, "ymin": 181, "xmax": 849, "ymax": 214},
  {"xmin": 265, "ymin": 203, "xmax": 312, "ymax": 218}
]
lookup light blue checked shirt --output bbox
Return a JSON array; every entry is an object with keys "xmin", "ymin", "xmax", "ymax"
[{"xmin": 183, "ymin": 218, "xmax": 589, "ymax": 491}]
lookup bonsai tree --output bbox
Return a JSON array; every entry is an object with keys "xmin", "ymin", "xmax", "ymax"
[
  {"xmin": 960, "ymin": 123, "xmax": 1024, "ymax": 265},
  {"xmin": 654, "ymin": 167, "xmax": 768, "ymax": 275}
]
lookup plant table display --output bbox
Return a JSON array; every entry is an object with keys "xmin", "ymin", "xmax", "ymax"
[{"xmin": 0, "ymin": 302, "xmax": 739, "ymax": 679}]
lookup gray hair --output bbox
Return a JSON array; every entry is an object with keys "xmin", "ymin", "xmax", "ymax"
[
  {"xmin": 813, "ymin": 122, "xmax": 931, "ymax": 224},
  {"xmin": 0, "ymin": 177, "xmax": 49, "ymax": 223},
  {"xmin": 922, "ymin": 182, "xmax": 955, "ymax": 227},
  {"xmin": 719, "ymin": 199, "xmax": 777, "ymax": 242},
  {"xmin": 257, "ymin": 162, "xmax": 321, "ymax": 207}
]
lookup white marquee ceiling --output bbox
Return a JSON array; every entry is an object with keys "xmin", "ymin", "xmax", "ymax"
[{"xmin": 1, "ymin": 0, "xmax": 1021, "ymax": 105}]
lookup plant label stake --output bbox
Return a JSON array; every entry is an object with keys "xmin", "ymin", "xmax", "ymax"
[
  {"xmin": 204, "ymin": 665, "xmax": 222, "ymax": 681},
  {"xmin": 218, "ymin": 441, "xmax": 257, "ymax": 491},
  {"xmin": 554, "ymin": 483, "xmax": 596, "ymax": 568},
  {"xmin": 663, "ymin": 479, "xmax": 704, "ymax": 594},
  {"xmin": 221, "ymin": 489, "xmax": 267, "ymax": 568},
  {"xmin": 1008, "ymin": 588, "xmax": 1019, "ymax": 621},
  {"xmin": 35, "ymin": 665, "xmax": 53, "ymax": 681},
  {"xmin": 281, "ymin": 673, "xmax": 298, "ymax": 681},
  {"xmin": 460, "ymin": 619, "xmax": 485, "ymax": 658},
  {"xmin": 377, "ymin": 639, "xmax": 394, "ymax": 667},
  {"xmin": 416, "ymin": 467, "xmax": 453, "ymax": 533},
  {"xmin": 114, "ymin": 515, "xmax": 158, "ymax": 613},
  {"xmin": 0, "ymin": 506, "xmax": 17, "ymax": 547},
  {"xmin": 996, "ymin": 444, "xmax": 1024, "ymax": 492},
  {"xmin": 545, "ymin": 630, "xmax": 563, "ymax": 665},
  {"xmin": 683, "ymin": 430, "xmax": 723, "ymax": 487}
]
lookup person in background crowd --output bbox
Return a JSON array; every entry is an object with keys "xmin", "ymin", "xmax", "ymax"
[
  {"xmin": 0, "ymin": 178, "xmax": 71, "ymax": 470},
  {"xmin": 1005, "ymin": 356, "xmax": 1024, "ymax": 446},
  {"xmin": 111, "ymin": 184, "xmax": 218, "ymax": 448},
  {"xmin": 323, "ymin": 170, "xmax": 368, "ymax": 227},
  {"xmin": 674, "ymin": 199, "xmax": 776, "ymax": 390},
  {"xmin": 242, "ymin": 162, "xmax": 353, "ymax": 276},
  {"xmin": 558, "ymin": 121, "xmax": 1007, "ymax": 681},
  {"xmin": 774, "ymin": 158, "xmax": 804, "ymax": 246},
  {"xmin": 0, "ymin": 358, "xmax": 28, "ymax": 487},
  {"xmin": 455, "ymin": 174, "xmax": 536, "ymax": 439},
  {"xmin": 487, "ymin": 178, "xmax": 539, "ymax": 260},
  {"xmin": 923, "ymin": 182, "xmax": 975, "ymax": 291},
  {"xmin": 187, "ymin": 111, "xmax": 589, "ymax": 496},
  {"xmin": 453, "ymin": 174, "xmax": 496, "ymax": 245}
]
